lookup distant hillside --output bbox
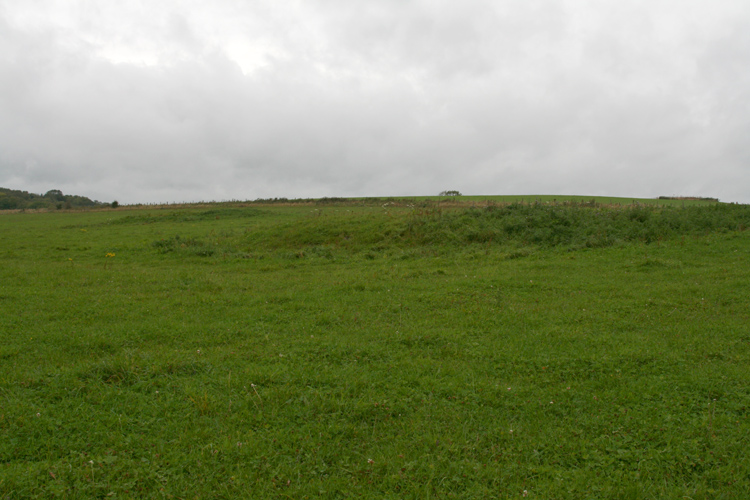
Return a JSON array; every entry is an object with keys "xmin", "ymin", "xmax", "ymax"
[{"xmin": 0, "ymin": 187, "xmax": 109, "ymax": 210}]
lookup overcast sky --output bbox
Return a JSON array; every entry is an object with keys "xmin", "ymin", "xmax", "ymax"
[{"xmin": 1, "ymin": 1, "xmax": 749, "ymax": 204}]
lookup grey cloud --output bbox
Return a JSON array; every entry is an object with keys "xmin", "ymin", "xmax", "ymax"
[{"xmin": 1, "ymin": 1, "xmax": 749, "ymax": 203}]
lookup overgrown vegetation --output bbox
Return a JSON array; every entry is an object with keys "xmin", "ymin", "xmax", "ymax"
[
  {"xmin": 401, "ymin": 203, "xmax": 750, "ymax": 249},
  {"xmin": 117, "ymin": 202, "xmax": 750, "ymax": 258},
  {"xmin": 1, "ymin": 201, "xmax": 750, "ymax": 498}
]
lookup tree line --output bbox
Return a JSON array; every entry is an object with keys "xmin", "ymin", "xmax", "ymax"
[{"xmin": 0, "ymin": 187, "xmax": 110, "ymax": 210}]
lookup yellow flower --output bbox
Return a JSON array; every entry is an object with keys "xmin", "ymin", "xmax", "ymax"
[{"xmin": 105, "ymin": 252, "xmax": 116, "ymax": 258}]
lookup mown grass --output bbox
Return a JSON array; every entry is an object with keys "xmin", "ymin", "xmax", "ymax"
[{"xmin": 1, "ymin": 203, "xmax": 750, "ymax": 499}]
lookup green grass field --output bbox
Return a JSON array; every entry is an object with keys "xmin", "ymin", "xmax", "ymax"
[{"xmin": 2, "ymin": 201, "xmax": 750, "ymax": 498}]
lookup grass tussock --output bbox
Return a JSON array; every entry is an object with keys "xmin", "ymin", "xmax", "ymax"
[
  {"xmin": 146, "ymin": 203, "xmax": 750, "ymax": 261},
  {"xmin": 402, "ymin": 203, "xmax": 750, "ymax": 248}
]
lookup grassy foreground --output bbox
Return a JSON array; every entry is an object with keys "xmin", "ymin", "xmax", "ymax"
[{"xmin": 2, "ymin": 202, "xmax": 750, "ymax": 499}]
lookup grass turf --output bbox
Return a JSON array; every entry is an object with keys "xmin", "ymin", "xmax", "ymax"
[{"xmin": 1, "ymin": 202, "xmax": 750, "ymax": 498}]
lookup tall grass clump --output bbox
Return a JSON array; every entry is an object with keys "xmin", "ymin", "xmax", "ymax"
[{"xmin": 402, "ymin": 203, "xmax": 750, "ymax": 249}]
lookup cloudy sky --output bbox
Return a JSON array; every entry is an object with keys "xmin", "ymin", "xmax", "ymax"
[{"xmin": 1, "ymin": 1, "xmax": 749, "ymax": 204}]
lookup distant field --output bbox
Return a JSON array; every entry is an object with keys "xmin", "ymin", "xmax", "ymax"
[
  {"xmin": 2, "ymin": 201, "xmax": 750, "ymax": 498},
  {"xmin": 395, "ymin": 195, "xmax": 721, "ymax": 207},
  {"xmin": 249, "ymin": 194, "xmax": 720, "ymax": 207},
  {"xmin": 0, "ymin": 194, "xmax": 723, "ymax": 213}
]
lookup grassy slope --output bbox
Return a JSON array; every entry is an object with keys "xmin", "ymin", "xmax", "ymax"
[{"xmin": 1, "ymin": 204, "xmax": 750, "ymax": 498}]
